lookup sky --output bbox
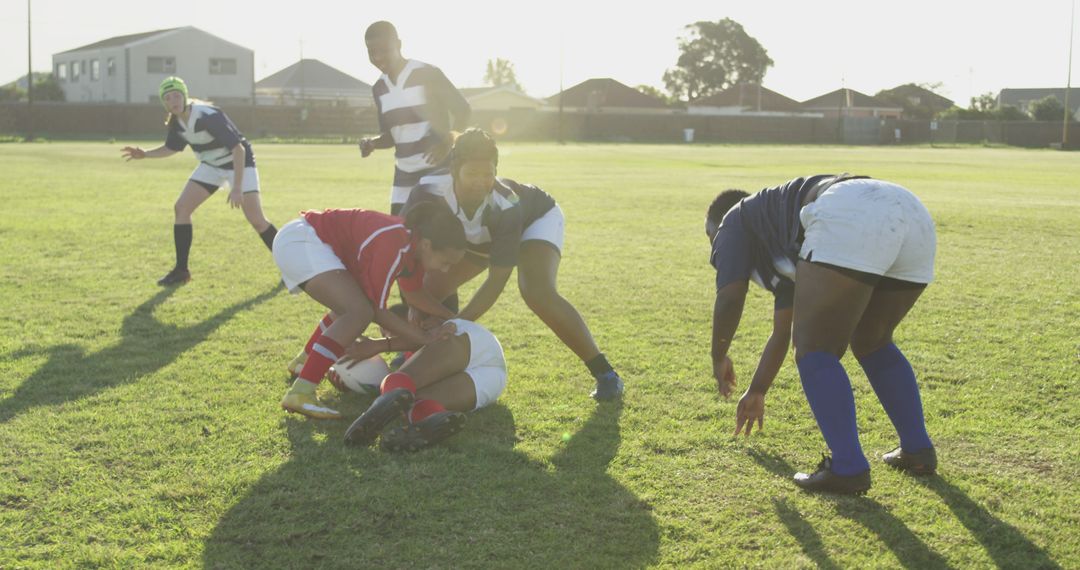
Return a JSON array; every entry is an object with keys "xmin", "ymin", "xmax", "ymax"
[{"xmin": 2, "ymin": 0, "xmax": 1077, "ymax": 105}]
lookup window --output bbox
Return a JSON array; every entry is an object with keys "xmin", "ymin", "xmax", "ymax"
[
  {"xmin": 209, "ymin": 58, "xmax": 237, "ymax": 75},
  {"xmin": 56, "ymin": 62, "xmax": 67, "ymax": 81},
  {"xmin": 71, "ymin": 60, "xmax": 81, "ymax": 80},
  {"xmin": 107, "ymin": 58, "xmax": 115, "ymax": 76},
  {"xmin": 147, "ymin": 56, "xmax": 176, "ymax": 74},
  {"xmin": 91, "ymin": 60, "xmax": 100, "ymax": 81}
]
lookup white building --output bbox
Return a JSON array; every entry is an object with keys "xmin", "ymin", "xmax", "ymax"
[{"xmin": 52, "ymin": 27, "xmax": 253, "ymax": 104}]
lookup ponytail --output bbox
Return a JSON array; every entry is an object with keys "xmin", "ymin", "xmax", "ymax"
[{"xmin": 404, "ymin": 201, "xmax": 466, "ymax": 251}]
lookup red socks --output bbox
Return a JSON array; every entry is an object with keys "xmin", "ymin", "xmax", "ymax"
[
  {"xmin": 409, "ymin": 399, "xmax": 446, "ymax": 423},
  {"xmin": 303, "ymin": 313, "xmax": 335, "ymax": 356},
  {"xmin": 297, "ymin": 336, "xmax": 344, "ymax": 385},
  {"xmin": 379, "ymin": 372, "xmax": 447, "ymax": 423}
]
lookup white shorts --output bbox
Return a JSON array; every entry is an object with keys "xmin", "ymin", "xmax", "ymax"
[
  {"xmin": 799, "ymin": 179, "xmax": 936, "ymax": 284},
  {"xmin": 447, "ymin": 318, "xmax": 507, "ymax": 410},
  {"xmin": 272, "ymin": 218, "xmax": 346, "ymax": 293},
  {"xmin": 190, "ymin": 163, "xmax": 260, "ymax": 193},
  {"xmin": 521, "ymin": 204, "xmax": 565, "ymax": 253}
]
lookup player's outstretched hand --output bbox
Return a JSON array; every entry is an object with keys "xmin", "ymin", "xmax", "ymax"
[
  {"xmin": 341, "ymin": 336, "xmax": 382, "ymax": 369},
  {"xmin": 714, "ymin": 355, "xmax": 737, "ymax": 399},
  {"xmin": 227, "ymin": 188, "xmax": 243, "ymax": 209},
  {"xmin": 358, "ymin": 138, "xmax": 375, "ymax": 158},
  {"xmin": 121, "ymin": 146, "xmax": 145, "ymax": 161},
  {"xmin": 427, "ymin": 321, "xmax": 457, "ymax": 343},
  {"xmin": 734, "ymin": 390, "xmax": 765, "ymax": 436}
]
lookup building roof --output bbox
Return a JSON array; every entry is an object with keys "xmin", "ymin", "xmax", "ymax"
[
  {"xmin": 878, "ymin": 84, "xmax": 954, "ymax": 109},
  {"xmin": 256, "ymin": 59, "xmax": 370, "ymax": 91},
  {"xmin": 690, "ymin": 84, "xmax": 801, "ymax": 112},
  {"xmin": 999, "ymin": 88, "xmax": 1079, "ymax": 108},
  {"xmin": 547, "ymin": 78, "xmax": 668, "ymax": 108},
  {"xmin": 58, "ymin": 28, "xmax": 181, "ymax": 54},
  {"xmin": 802, "ymin": 88, "xmax": 897, "ymax": 109}
]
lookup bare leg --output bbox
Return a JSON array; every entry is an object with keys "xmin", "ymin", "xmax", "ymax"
[
  {"xmin": 174, "ymin": 180, "xmax": 213, "ymax": 224},
  {"xmin": 299, "ymin": 270, "xmax": 374, "ymax": 347},
  {"xmin": 240, "ymin": 191, "xmax": 272, "ymax": 233},
  {"xmin": 424, "ymin": 256, "xmax": 486, "ymax": 302},
  {"xmin": 517, "ymin": 240, "xmax": 601, "ymax": 361}
]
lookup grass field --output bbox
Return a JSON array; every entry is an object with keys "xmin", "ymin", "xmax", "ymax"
[{"xmin": 0, "ymin": 141, "xmax": 1077, "ymax": 568}]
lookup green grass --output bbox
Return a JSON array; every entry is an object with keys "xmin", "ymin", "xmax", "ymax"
[{"xmin": 0, "ymin": 141, "xmax": 1077, "ymax": 568}]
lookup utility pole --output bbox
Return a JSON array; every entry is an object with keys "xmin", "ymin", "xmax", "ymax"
[
  {"xmin": 26, "ymin": 0, "xmax": 34, "ymax": 141},
  {"xmin": 1064, "ymin": 0, "xmax": 1075, "ymax": 147}
]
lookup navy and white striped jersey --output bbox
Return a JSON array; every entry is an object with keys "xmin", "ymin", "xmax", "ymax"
[
  {"xmin": 164, "ymin": 104, "xmax": 255, "ymax": 169},
  {"xmin": 403, "ymin": 175, "xmax": 556, "ymax": 267},
  {"xmin": 372, "ymin": 60, "xmax": 470, "ymax": 198}
]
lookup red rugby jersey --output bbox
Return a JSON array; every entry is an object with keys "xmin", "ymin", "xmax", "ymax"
[{"xmin": 302, "ymin": 209, "xmax": 424, "ymax": 308}]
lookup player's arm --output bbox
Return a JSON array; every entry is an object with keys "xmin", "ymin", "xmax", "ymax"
[
  {"xmin": 735, "ymin": 306, "xmax": 791, "ymax": 436},
  {"xmin": 401, "ymin": 287, "xmax": 455, "ymax": 321},
  {"xmin": 121, "ymin": 144, "xmax": 177, "ymax": 160},
  {"xmin": 712, "ymin": 280, "xmax": 748, "ymax": 398},
  {"xmin": 456, "ymin": 264, "xmax": 513, "ymax": 323},
  {"xmin": 226, "ymin": 144, "xmax": 246, "ymax": 208}
]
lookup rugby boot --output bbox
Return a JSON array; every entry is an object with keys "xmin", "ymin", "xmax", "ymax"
[
  {"xmin": 157, "ymin": 267, "xmax": 191, "ymax": 286},
  {"xmin": 794, "ymin": 455, "xmax": 871, "ymax": 495},
  {"xmin": 381, "ymin": 411, "xmax": 468, "ymax": 452},
  {"xmin": 591, "ymin": 370, "xmax": 624, "ymax": 402},
  {"xmin": 882, "ymin": 445, "xmax": 937, "ymax": 476},
  {"xmin": 343, "ymin": 388, "xmax": 414, "ymax": 446}
]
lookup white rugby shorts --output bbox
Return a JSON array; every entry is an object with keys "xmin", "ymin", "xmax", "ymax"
[
  {"xmin": 521, "ymin": 204, "xmax": 565, "ymax": 253},
  {"xmin": 447, "ymin": 318, "xmax": 507, "ymax": 410},
  {"xmin": 189, "ymin": 163, "xmax": 260, "ymax": 193},
  {"xmin": 272, "ymin": 218, "xmax": 346, "ymax": 294},
  {"xmin": 799, "ymin": 179, "xmax": 936, "ymax": 284}
]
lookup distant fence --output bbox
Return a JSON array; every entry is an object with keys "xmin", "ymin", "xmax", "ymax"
[{"xmin": 1, "ymin": 102, "xmax": 1076, "ymax": 148}]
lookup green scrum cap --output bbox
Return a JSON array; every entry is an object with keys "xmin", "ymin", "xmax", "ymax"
[{"xmin": 159, "ymin": 76, "xmax": 188, "ymax": 103}]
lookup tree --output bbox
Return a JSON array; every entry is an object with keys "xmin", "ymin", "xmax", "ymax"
[
  {"xmin": 32, "ymin": 75, "xmax": 65, "ymax": 102},
  {"xmin": 1029, "ymin": 95, "xmax": 1069, "ymax": 122},
  {"xmin": 970, "ymin": 92, "xmax": 997, "ymax": 113},
  {"xmin": 0, "ymin": 85, "xmax": 23, "ymax": 102},
  {"xmin": 635, "ymin": 85, "xmax": 674, "ymax": 106},
  {"xmin": 484, "ymin": 58, "xmax": 522, "ymax": 92},
  {"xmin": 662, "ymin": 19, "xmax": 773, "ymax": 102}
]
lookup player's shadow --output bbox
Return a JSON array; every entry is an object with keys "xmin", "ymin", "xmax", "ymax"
[
  {"xmin": 0, "ymin": 286, "xmax": 279, "ymax": 424},
  {"xmin": 917, "ymin": 476, "xmax": 1060, "ymax": 569},
  {"xmin": 748, "ymin": 450, "xmax": 949, "ymax": 569},
  {"xmin": 203, "ymin": 401, "xmax": 660, "ymax": 569}
]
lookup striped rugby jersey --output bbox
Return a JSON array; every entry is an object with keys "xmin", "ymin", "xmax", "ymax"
[
  {"xmin": 164, "ymin": 104, "xmax": 255, "ymax": 169},
  {"xmin": 403, "ymin": 175, "xmax": 556, "ymax": 267},
  {"xmin": 372, "ymin": 60, "xmax": 470, "ymax": 199}
]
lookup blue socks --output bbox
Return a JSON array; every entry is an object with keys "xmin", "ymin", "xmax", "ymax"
[
  {"xmin": 797, "ymin": 351, "xmax": 870, "ymax": 476},
  {"xmin": 858, "ymin": 343, "xmax": 933, "ymax": 452}
]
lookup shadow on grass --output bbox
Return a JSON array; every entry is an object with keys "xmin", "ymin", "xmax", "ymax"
[
  {"xmin": 749, "ymin": 450, "xmax": 950, "ymax": 569},
  {"xmin": 0, "ymin": 286, "xmax": 280, "ymax": 424},
  {"xmin": 203, "ymin": 401, "xmax": 659, "ymax": 569},
  {"xmin": 918, "ymin": 477, "xmax": 1060, "ymax": 570}
]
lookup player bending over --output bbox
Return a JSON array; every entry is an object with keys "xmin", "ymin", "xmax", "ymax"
[
  {"xmin": 341, "ymin": 318, "xmax": 506, "ymax": 451},
  {"xmin": 274, "ymin": 202, "xmax": 466, "ymax": 420},
  {"xmin": 121, "ymin": 77, "xmax": 277, "ymax": 286},
  {"xmin": 402, "ymin": 128, "xmax": 624, "ymax": 401},
  {"xmin": 706, "ymin": 174, "xmax": 938, "ymax": 494}
]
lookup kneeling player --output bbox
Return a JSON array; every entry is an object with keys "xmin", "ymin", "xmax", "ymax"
[{"xmin": 342, "ymin": 319, "xmax": 506, "ymax": 451}]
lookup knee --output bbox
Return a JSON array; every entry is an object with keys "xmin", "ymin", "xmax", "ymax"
[
  {"xmin": 520, "ymin": 281, "xmax": 558, "ymax": 313},
  {"xmin": 850, "ymin": 327, "xmax": 892, "ymax": 359},
  {"xmin": 792, "ymin": 328, "xmax": 848, "ymax": 363},
  {"xmin": 173, "ymin": 201, "xmax": 191, "ymax": 220}
]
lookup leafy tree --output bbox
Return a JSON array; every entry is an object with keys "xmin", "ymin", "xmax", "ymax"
[
  {"xmin": 663, "ymin": 18, "xmax": 772, "ymax": 102},
  {"xmin": 995, "ymin": 105, "xmax": 1030, "ymax": 121},
  {"xmin": 970, "ymin": 92, "xmax": 997, "ymax": 113},
  {"xmin": 484, "ymin": 58, "xmax": 523, "ymax": 92},
  {"xmin": 32, "ymin": 75, "xmax": 65, "ymax": 102},
  {"xmin": 1029, "ymin": 95, "xmax": 1069, "ymax": 122},
  {"xmin": 0, "ymin": 85, "xmax": 23, "ymax": 102}
]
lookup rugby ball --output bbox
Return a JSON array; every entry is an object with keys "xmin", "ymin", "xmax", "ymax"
[{"xmin": 327, "ymin": 356, "xmax": 389, "ymax": 394}]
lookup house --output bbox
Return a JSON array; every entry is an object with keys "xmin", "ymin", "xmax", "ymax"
[
  {"xmin": 875, "ymin": 84, "xmax": 954, "ymax": 119},
  {"xmin": 460, "ymin": 85, "xmax": 545, "ymax": 111},
  {"xmin": 255, "ymin": 59, "xmax": 372, "ymax": 107},
  {"xmin": 998, "ymin": 88, "xmax": 1080, "ymax": 118},
  {"xmin": 801, "ymin": 88, "xmax": 902, "ymax": 119},
  {"xmin": 546, "ymin": 78, "xmax": 669, "ymax": 114},
  {"xmin": 52, "ymin": 27, "xmax": 253, "ymax": 104},
  {"xmin": 688, "ymin": 84, "xmax": 819, "ymax": 116}
]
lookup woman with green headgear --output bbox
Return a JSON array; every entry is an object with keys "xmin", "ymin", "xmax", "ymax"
[{"xmin": 121, "ymin": 76, "xmax": 278, "ymax": 286}]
